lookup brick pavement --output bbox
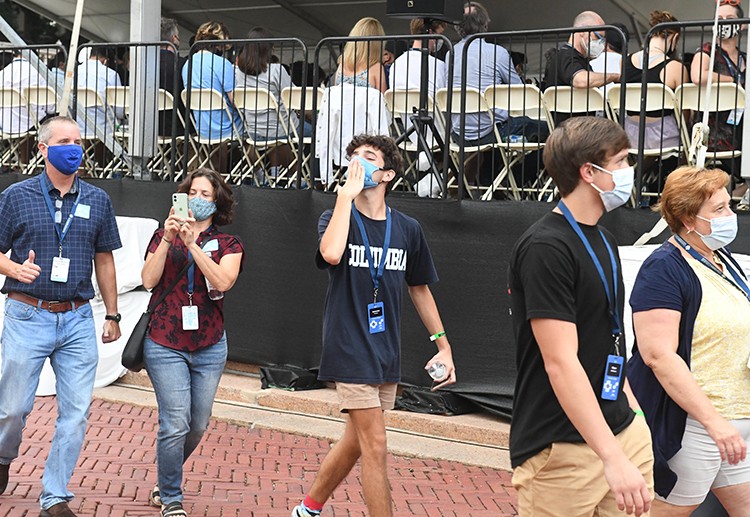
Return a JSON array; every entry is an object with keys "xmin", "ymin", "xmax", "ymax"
[{"xmin": 0, "ymin": 398, "xmax": 517, "ymax": 517}]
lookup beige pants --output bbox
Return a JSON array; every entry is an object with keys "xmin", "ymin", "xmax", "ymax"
[{"xmin": 512, "ymin": 415, "xmax": 654, "ymax": 516}]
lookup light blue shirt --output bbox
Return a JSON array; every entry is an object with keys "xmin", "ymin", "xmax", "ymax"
[
  {"xmin": 451, "ymin": 38, "xmax": 522, "ymax": 140},
  {"xmin": 182, "ymin": 51, "xmax": 242, "ymax": 141}
]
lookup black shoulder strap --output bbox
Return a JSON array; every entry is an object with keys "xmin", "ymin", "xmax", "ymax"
[{"xmin": 146, "ymin": 259, "xmax": 194, "ymax": 313}]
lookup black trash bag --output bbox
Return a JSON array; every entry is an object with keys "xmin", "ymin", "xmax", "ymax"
[
  {"xmin": 395, "ymin": 386, "xmax": 477, "ymax": 416},
  {"xmin": 259, "ymin": 364, "xmax": 326, "ymax": 391}
]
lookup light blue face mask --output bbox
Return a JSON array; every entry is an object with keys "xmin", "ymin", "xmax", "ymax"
[
  {"xmin": 352, "ymin": 156, "xmax": 382, "ymax": 189},
  {"xmin": 696, "ymin": 213, "xmax": 738, "ymax": 250},
  {"xmin": 189, "ymin": 197, "xmax": 217, "ymax": 222}
]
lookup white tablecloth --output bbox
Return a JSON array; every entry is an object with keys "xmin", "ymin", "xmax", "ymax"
[{"xmin": 0, "ymin": 216, "xmax": 158, "ymax": 396}]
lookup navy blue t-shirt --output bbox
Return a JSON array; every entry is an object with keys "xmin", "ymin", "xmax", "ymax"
[{"xmin": 316, "ymin": 206, "xmax": 438, "ymax": 383}]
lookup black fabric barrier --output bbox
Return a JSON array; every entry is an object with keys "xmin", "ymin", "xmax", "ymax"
[{"xmin": 3, "ymin": 174, "xmax": 750, "ymax": 421}]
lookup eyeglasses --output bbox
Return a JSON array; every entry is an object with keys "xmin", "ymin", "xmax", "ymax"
[
  {"xmin": 721, "ymin": 0, "xmax": 741, "ymax": 7},
  {"xmin": 54, "ymin": 199, "xmax": 62, "ymax": 224}
]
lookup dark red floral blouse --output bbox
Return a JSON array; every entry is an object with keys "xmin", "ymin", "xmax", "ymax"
[{"xmin": 145, "ymin": 226, "xmax": 245, "ymax": 352}]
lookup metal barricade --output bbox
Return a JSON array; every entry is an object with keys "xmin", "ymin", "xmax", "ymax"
[
  {"xmin": 454, "ymin": 26, "xmax": 627, "ymax": 201},
  {"xmin": 312, "ymin": 34, "xmax": 454, "ymax": 199},
  {"xmin": 181, "ymin": 38, "xmax": 308, "ymax": 187},
  {"xmin": 634, "ymin": 18, "xmax": 749, "ymax": 205},
  {"xmin": 0, "ymin": 43, "xmax": 67, "ymax": 174}
]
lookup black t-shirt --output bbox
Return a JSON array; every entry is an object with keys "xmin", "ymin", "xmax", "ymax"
[
  {"xmin": 542, "ymin": 45, "xmax": 591, "ymax": 89},
  {"xmin": 158, "ymin": 49, "xmax": 186, "ymax": 137},
  {"xmin": 508, "ymin": 212, "xmax": 634, "ymax": 468},
  {"xmin": 316, "ymin": 207, "xmax": 438, "ymax": 384}
]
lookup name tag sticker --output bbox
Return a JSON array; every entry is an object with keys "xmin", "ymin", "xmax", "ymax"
[
  {"xmin": 202, "ymin": 239, "xmax": 219, "ymax": 252},
  {"xmin": 182, "ymin": 305, "xmax": 199, "ymax": 330},
  {"xmin": 75, "ymin": 204, "xmax": 91, "ymax": 219},
  {"xmin": 50, "ymin": 256, "xmax": 70, "ymax": 283}
]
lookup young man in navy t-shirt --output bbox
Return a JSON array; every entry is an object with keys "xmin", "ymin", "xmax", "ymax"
[{"xmin": 291, "ymin": 135, "xmax": 456, "ymax": 517}]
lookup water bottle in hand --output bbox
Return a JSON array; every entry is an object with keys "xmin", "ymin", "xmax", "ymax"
[{"xmin": 428, "ymin": 361, "xmax": 447, "ymax": 381}]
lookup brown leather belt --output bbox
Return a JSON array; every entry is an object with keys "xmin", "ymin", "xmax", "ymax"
[{"xmin": 8, "ymin": 292, "xmax": 89, "ymax": 313}]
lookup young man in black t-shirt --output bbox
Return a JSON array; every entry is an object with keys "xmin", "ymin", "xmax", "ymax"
[
  {"xmin": 290, "ymin": 135, "xmax": 456, "ymax": 517},
  {"xmin": 508, "ymin": 117, "xmax": 653, "ymax": 516}
]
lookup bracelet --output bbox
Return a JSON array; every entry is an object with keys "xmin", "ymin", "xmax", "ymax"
[
  {"xmin": 633, "ymin": 409, "xmax": 645, "ymax": 417},
  {"xmin": 429, "ymin": 330, "xmax": 446, "ymax": 342},
  {"xmin": 162, "ymin": 236, "xmax": 173, "ymax": 245}
]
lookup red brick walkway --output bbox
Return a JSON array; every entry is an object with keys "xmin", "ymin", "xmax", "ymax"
[{"xmin": 0, "ymin": 398, "xmax": 517, "ymax": 516}]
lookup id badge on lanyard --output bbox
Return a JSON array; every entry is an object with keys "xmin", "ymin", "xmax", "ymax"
[
  {"xmin": 352, "ymin": 205, "xmax": 392, "ymax": 335},
  {"xmin": 182, "ymin": 251, "xmax": 199, "ymax": 330},
  {"xmin": 40, "ymin": 176, "xmax": 80, "ymax": 284}
]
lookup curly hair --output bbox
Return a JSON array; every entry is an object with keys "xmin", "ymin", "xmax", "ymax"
[
  {"xmin": 177, "ymin": 168, "xmax": 236, "ymax": 226},
  {"xmin": 346, "ymin": 134, "xmax": 404, "ymax": 178},
  {"xmin": 194, "ymin": 21, "xmax": 231, "ymax": 55}
]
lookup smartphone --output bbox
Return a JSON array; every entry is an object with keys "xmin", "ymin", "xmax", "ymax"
[{"xmin": 172, "ymin": 193, "xmax": 189, "ymax": 221}]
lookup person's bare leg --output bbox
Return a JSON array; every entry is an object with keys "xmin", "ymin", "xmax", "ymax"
[
  {"xmin": 348, "ymin": 407, "xmax": 392, "ymax": 517},
  {"xmin": 650, "ymin": 498, "xmax": 697, "ymax": 517},
  {"xmin": 713, "ymin": 482, "xmax": 750, "ymax": 516},
  {"xmin": 307, "ymin": 415, "xmax": 361, "ymax": 503}
]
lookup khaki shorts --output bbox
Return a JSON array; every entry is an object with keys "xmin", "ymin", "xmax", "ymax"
[
  {"xmin": 512, "ymin": 415, "xmax": 654, "ymax": 517},
  {"xmin": 335, "ymin": 382, "xmax": 398, "ymax": 412}
]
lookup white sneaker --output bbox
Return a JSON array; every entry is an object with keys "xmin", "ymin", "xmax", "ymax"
[{"xmin": 290, "ymin": 504, "xmax": 319, "ymax": 517}]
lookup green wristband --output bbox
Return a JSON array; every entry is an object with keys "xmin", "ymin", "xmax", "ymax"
[
  {"xmin": 429, "ymin": 330, "xmax": 446, "ymax": 342},
  {"xmin": 633, "ymin": 409, "xmax": 645, "ymax": 417}
]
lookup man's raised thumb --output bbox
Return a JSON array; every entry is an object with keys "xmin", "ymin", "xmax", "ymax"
[{"xmin": 28, "ymin": 250, "xmax": 35, "ymax": 264}]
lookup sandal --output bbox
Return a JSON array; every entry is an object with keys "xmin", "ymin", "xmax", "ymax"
[
  {"xmin": 148, "ymin": 485, "xmax": 161, "ymax": 507},
  {"xmin": 161, "ymin": 501, "xmax": 187, "ymax": 517}
]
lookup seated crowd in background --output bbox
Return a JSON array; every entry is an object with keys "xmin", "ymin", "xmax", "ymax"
[{"xmin": 0, "ymin": 0, "xmax": 747, "ymax": 198}]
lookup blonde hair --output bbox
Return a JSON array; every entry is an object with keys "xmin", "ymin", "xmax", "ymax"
[
  {"xmin": 342, "ymin": 17, "xmax": 385, "ymax": 71},
  {"xmin": 658, "ymin": 166, "xmax": 730, "ymax": 233}
]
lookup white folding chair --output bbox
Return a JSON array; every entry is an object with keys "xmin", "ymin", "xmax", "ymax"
[
  {"xmin": 483, "ymin": 84, "xmax": 551, "ymax": 201},
  {"xmin": 383, "ymin": 88, "xmax": 446, "ymax": 194},
  {"xmin": 0, "ymin": 87, "xmax": 34, "ymax": 172},
  {"xmin": 281, "ymin": 86, "xmax": 323, "ymax": 181},
  {"xmin": 75, "ymin": 86, "xmax": 122, "ymax": 177},
  {"xmin": 180, "ymin": 88, "xmax": 243, "ymax": 178},
  {"xmin": 149, "ymin": 88, "xmax": 191, "ymax": 180},
  {"xmin": 607, "ymin": 83, "xmax": 682, "ymax": 201},
  {"xmin": 435, "ymin": 87, "xmax": 495, "ymax": 199},
  {"xmin": 674, "ymin": 82, "xmax": 745, "ymax": 167},
  {"xmin": 542, "ymin": 86, "xmax": 607, "ymax": 129},
  {"xmin": 233, "ymin": 86, "xmax": 292, "ymax": 187},
  {"xmin": 21, "ymin": 85, "xmax": 59, "ymax": 174}
]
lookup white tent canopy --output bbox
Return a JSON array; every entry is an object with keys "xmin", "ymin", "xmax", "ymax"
[{"xmin": 8, "ymin": 0, "xmax": 728, "ymax": 47}]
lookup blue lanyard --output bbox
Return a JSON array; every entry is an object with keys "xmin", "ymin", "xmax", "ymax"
[
  {"xmin": 185, "ymin": 228, "xmax": 214, "ymax": 298},
  {"xmin": 674, "ymin": 234, "xmax": 750, "ymax": 301},
  {"xmin": 557, "ymin": 201, "xmax": 622, "ymax": 340},
  {"xmin": 351, "ymin": 204, "xmax": 392, "ymax": 302},
  {"xmin": 40, "ymin": 175, "xmax": 81, "ymax": 255},
  {"xmin": 717, "ymin": 46, "xmax": 744, "ymax": 83}
]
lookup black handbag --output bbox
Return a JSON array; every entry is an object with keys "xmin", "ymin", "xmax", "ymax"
[{"xmin": 121, "ymin": 259, "xmax": 194, "ymax": 372}]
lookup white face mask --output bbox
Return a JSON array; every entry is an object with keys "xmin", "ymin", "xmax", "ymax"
[
  {"xmin": 590, "ymin": 164, "xmax": 635, "ymax": 212},
  {"xmin": 586, "ymin": 37, "xmax": 606, "ymax": 59},
  {"xmin": 695, "ymin": 213, "xmax": 738, "ymax": 250}
]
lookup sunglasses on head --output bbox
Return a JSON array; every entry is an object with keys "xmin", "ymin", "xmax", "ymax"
[{"xmin": 720, "ymin": 0, "xmax": 742, "ymax": 7}]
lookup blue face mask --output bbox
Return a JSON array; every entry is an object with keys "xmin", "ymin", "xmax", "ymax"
[
  {"xmin": 189, "ymin": 197, "xmax": 217, "ymax": 222},
  {"xmin": 352, "ymin": 156, "xmax": 381, "ymax": 189},
  {"xmin": 46, "ymin": 144, "xmax": 83, "ymax": 175}
]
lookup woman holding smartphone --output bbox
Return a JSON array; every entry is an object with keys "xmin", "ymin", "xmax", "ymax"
[{"xmin": 141, "ymin": 168, "xmax": 244, "ymax": 517}]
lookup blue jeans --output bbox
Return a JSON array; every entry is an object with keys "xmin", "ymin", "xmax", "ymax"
[
  {"xmin": 0, "ymin": 298, "xmax": 97, "ymax": 509},
  {"xmin": 144, "ymin": 334, "xmax": 227, "ymax": 505}
]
